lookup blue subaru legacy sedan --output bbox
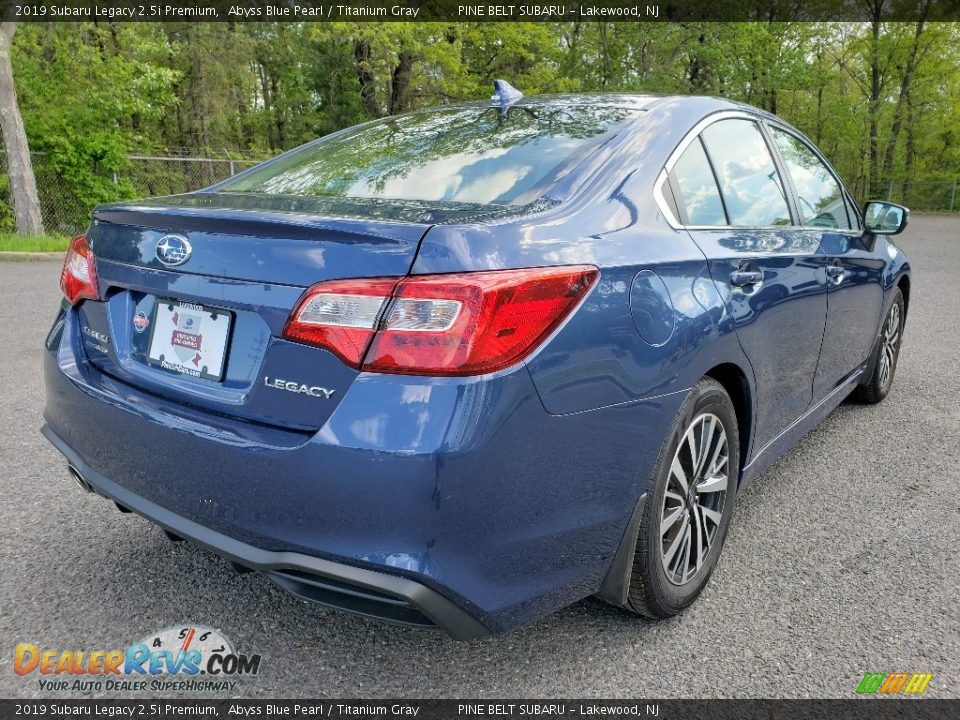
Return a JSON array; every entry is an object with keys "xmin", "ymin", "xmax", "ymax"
[{"xmin": 43, "ymin": 84, "xmax": 911, "ymax": 639}]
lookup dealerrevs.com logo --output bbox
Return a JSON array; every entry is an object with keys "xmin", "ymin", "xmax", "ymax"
[{"xmin": 14, "ymin": 625, "xmax": 262, "ymax": 693}]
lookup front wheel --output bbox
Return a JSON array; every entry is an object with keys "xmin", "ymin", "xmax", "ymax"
[
  {"xmin": 627, "ymin": 377, "xmax": 739, "ymax": 618},
  {"xmin": 853, "ymin": 288, "xmax": 905, "ymax": 404}
]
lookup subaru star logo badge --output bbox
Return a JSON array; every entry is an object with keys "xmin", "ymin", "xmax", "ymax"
[{"xmin": 155, "ymin": 234, "xmax": 192, "ymax": 266}]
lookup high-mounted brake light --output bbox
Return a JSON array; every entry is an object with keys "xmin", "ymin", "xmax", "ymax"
[
  {"xmin": 60, "ymin": 235, "xmax": 99, "ymax": 305},
  {"xmin": 283, "ymin": 266, "xmax": 598, "ymax": 376}
]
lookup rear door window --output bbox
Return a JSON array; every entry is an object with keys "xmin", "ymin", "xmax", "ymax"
[
  {"xmin": 769, "ymin": 127, "xmax": 852, "ymax": 230},
  {"xmin": 672, "ymin": 138, "xmax": 727, "ymax": 226},
  {"xmin": 701, "ymin": 119, "xmax": 792, "ymax": 227}
]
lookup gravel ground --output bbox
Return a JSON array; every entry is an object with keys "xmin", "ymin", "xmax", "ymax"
[{"xmin": 1, "ymin": 215, "xmax": 957, "ymax": 699}]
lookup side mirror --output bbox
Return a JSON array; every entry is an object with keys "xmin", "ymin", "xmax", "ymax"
[{"xmin": 863, "ymin": 201, "xmax": 909, "ymax": 235}]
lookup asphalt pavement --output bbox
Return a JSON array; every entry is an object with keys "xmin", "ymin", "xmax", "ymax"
[{"xmin": 1, "ymin": 215, "xmax": 958, "ymax": 699}]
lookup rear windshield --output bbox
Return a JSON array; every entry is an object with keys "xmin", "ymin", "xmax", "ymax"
[{"xmin": 220, "ymin": 105, "xmax": 640, "ymax": 206}]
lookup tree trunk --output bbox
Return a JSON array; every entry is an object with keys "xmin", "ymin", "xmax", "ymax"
[
  {"xmin": 257, "ymin": 62, "xmax": 275, "ymax": 149},
  {"xmin": 687, "ymin": 27, "xmax": 708, "ymax": 93},
  {"xmin": 0, "ymin": 22, "xmax": 43, "ymax": 235},
  {"xmin": 189, "ymin": 66, "xmax": 209, "ymax": 151},
  {"xmin": 354, "ymin": 41, "xmax": 381, "ymax": 117},
  {"xmin": 598, "ymin": 22, "xmax": 611, "ymax": 88},
  {"xmin": 271, "ymin": 75, "xmax": 286, "ymax": 147},
  {"xmin": 867, "ymin": 2, "xmax": 883, "ymax": 198},
  {"xmin": 902, "ymin": 92, "xmax": 917, "ymax": 201},
  {"xmin": 881, "ymin": 12, "xmax": 929, "ymax": 187},
  {"xmin": 388, "ymin": 49, "xmax": 414, "ymax": 115},
  {"xmin": 815, "ymin": 85, "xmax": 824, "ymax": 145}
]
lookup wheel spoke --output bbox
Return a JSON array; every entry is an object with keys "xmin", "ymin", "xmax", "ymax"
[
  {"xmin": 662, "ymin": 513, "xmax": 689, "ymax": 569},
  {"xmin": 704, "ymin": 430, "xmax": 726, "ymax": 477},
  {"xmin": 695, "ymin": 416, "xmax": 715, "ymax": 477},
  {"xmin": 693, "ymin": 506, "xmax": 710, "ymax": 571},
  {"xmin": 679, "ymin": 524, "xmax": 693, "ymax": 583},
  {"xmin": 879, "ymin": 342, "xmax": 893, "ymax": 387},
  {"xmin": 665, "ymin": 489, "xmax": 685, "ymax": 504},
  {"xmin": 707, "ymin": 454, "xmax": 728, "ymax": 478},
  {"xmin": 684, "ymin": 428, "xmax": 700, "ymax": 480},
  {"xmin": 697, "ymin": 505, "xmax": 712, "ymax": 553},
  {"xmin": 693, "ymin": 506, "xmax": 703, "ymax": 569},
  {"xmin": 699, "ymin": 504, "xmax": 722, "ymax": 525},
  {"xmin": 697, "ymin": 473, "xmax": 727, "ymax": 494},
  {"xmin": 660, "ymin": 506, "xmax": 684, "ymax": 536},
  {"xmin": 670, "ymin": 455, "xmax": 689, "ymax": 494}
]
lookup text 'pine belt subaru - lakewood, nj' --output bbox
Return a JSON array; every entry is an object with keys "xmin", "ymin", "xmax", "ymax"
[{"xmin": 43, "ymin": 81, "xmax": 911, "ymax": 638}]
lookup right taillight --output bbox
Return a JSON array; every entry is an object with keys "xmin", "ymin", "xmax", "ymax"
[
  {"xmin": 283, "ymin": 265, "xmax": 598, "ymax": 376},
  {"xmin": 60, "ymin": 235, "xmax": 99, "ymax": 305}
]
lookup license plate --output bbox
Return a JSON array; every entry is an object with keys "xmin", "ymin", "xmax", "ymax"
[{"xmin": 147, "ymin": 300, "xmax": 232, "ymax": 381}]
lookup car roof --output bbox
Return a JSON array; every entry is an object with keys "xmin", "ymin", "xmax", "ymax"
[
  {"xmin": 424, "ymin": 93, "xmax": 764, "ymax": 131},
  {"xmin": 400, "ymin": 92, "xmax": 744, "ymax": 113},
  {"xmin": 485, "ymin": 92, "xmax": 748, "ymax": 111},
  {"xmin": 507, "ymin": 94, "xmax": 798, "ymax": 141}
]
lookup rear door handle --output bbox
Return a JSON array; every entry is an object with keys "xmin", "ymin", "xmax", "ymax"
[{"xmin": 730, "ymin": 270, "xmax": 763, "ymax": 287}]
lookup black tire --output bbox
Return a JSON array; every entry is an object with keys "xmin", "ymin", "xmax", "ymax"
[
  {"xmin": 627, "ymin": 377, "xmax": 739, "ymax": 618},
  {"xmin": 852, "ymin": 288, "xmax": 905, "ymax": 405}
]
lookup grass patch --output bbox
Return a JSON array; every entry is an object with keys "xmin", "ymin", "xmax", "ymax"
[{"xmin": 0, "ymin": 233, "xmax": 70, "ymax": 253}]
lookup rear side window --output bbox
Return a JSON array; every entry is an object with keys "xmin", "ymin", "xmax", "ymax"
[
  {"xmin": 701, "ymin": 119, "xmax": 792, "ymax": 227},
  {"xmin": 769, "ymin": 127, "xmax": 852, "ymax": 230},
  {"xmin": 220, "ymin": 105, "xmax": 640, "ymax": 207},
  {"xmin": 672, "ymin": 138, "xmax": 727, "ymax": 226}
]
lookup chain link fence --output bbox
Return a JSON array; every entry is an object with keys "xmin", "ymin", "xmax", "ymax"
[
  {"xmin": 0, "ymin": 153, "xmax": 264, "ymax": 236},
  {"xmin": 883, "ymin": 179, "xmax": 959, "ymax": 213},
  {"xmin": 0, "ymin": 153, "xmax": 958, "ymax": 237}
]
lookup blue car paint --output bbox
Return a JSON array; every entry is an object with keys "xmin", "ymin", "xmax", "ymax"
[
  {"xmin": 42, "ymin": 94, "xmax": 910, "ymax": 636},
  {"xmin": 685, "ymin": 227, "xmax": 831, "ymax": 451}
]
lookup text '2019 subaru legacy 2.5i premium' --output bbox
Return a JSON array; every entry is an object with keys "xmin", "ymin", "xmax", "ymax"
[{"xmin": 44, "ymin": 83, "xmax": 911, "ymax": 639}]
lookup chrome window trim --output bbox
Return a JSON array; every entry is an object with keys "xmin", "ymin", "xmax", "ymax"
[
  {"xmin": 655, "ymin": 109, "xmax": 861, "ymax": 235},
  {"xmin": 654, "ymin": 168, "xmax": 682, "ymax": 227}
]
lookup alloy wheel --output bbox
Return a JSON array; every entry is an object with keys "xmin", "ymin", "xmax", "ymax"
[
  {"xmin": 878, "ymin": 302, "xmax": 901, "ymax": 390},
  {"xmin": 660, "ymin": 413, "xmax": 730, "ymax": 586}
]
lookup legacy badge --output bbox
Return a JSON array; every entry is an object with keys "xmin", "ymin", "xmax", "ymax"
[{"xmin": 264, "ymin": 377, "xmax": 335, "ymax": 399}]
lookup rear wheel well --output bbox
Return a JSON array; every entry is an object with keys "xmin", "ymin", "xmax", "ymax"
[{"xmin": 705, "ymin": 364, "xmax": 751, "ymax": 482}]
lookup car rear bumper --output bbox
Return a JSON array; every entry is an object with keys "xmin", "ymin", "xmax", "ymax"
[
  {"xmin": 42, "ymin": 424, "xmax": 489, "ymax": 640},
  {"xmin": 42, "ymin": 305, "xmax": 684, "ymax": 635}
]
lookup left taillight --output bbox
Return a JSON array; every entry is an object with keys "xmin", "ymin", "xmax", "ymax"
[
  {"xmin": 283, "ymin": 265, "xmax": 599, "ymax": 376},
  {"xmin": 60, "ymin": 235, "xmax": 99, "ymax": 305}
]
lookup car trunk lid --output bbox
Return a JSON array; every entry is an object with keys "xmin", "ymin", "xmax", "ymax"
[{"xmin": 78, "ymin": 193, "xmax": 430, "ymax": 431}]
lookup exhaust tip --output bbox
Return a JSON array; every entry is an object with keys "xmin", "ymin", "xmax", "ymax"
[{"xmin": 67, "ymin": 466, "xmax": 90, "ymax": 493}]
